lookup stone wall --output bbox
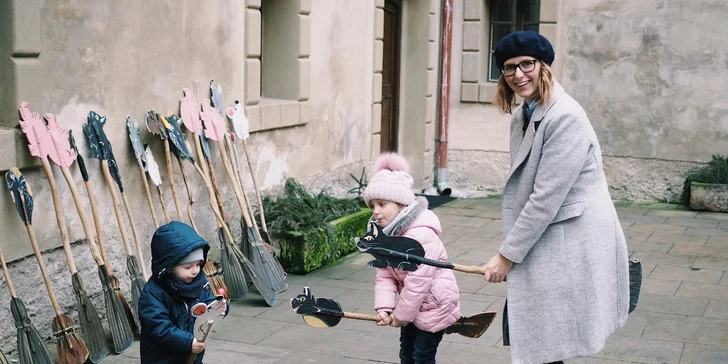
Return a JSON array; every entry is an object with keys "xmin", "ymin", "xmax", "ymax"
[{"xmin": 447, "ymin": 0, "xmax": 725, "ymax": 201}]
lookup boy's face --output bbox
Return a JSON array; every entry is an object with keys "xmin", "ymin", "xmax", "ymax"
[
  {"xmin": 172, "ymin": 261, "xmax": 202, "ymax": 283},
  {"xmin": 369, "ymin": 199, "xmax": 404, "ymax": 228}
]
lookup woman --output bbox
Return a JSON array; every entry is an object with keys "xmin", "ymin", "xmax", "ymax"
[{"xmin": 482, "ymin": 31, "xmax": 630, "ymax": 364}]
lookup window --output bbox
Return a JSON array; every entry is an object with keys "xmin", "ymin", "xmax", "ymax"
[{"xmin": 489, "ymin": 0, "xmax": 541, "ymax": 81}]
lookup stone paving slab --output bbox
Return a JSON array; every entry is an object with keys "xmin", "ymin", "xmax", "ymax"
[{"xmin": 19, "ymin": 197, "xmax": 728, "ymax": 363}]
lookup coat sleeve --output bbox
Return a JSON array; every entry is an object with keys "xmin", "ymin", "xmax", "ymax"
[
  {"xmin": 499, "ymin": 112, "xmax": 591, "ymax": 264},
  {"xmin": 139, "ymin": 288, "xmax": 194, "ymax": 354},
  {"xmin": 392, "ymin": 227, "xmax": 440, "ymax": 323},
  {"xmin": 374, "ymin": 266, "xmax": 397, "ymax": 312}
]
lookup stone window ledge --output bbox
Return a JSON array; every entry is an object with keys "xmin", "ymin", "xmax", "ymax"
[{"xmin": 245, "ymin": 98, "xmax": 309, "ymax": 132}]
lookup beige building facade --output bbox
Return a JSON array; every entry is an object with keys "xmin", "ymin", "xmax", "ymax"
[{"xmin": 0, "ymin": 0, "xmax": 724, "ymax": 354}]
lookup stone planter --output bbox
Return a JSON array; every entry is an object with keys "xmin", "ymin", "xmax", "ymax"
[
  {"xmin": 272, "ymin": 208, "xmax": 371, "ymax": 273},
  {"xmin": 689, "ymin": 182, "xmax": 728, "ymax": 212}
]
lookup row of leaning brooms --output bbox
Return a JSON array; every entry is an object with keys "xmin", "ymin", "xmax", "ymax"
[
  {"xmin": 1, "ymin": 81, "xmax": 503, "ymax": 363},
  {"xmin": 1, "ymin": 81, "xmax": 287, "ymax": 363}
]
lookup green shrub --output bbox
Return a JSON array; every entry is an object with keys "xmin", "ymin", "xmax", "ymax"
[{"xmin": 682, "ymin": 155, "xmax": 728, "ymax": 204}]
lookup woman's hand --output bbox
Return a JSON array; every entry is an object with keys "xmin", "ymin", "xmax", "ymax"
[
  {"xmin": 377, "ymin": 311, "xmax": 392, "ymax": 326},
  {"xmin": 483, "ymin": 253, "xmax": 513, "ymax": 283},
  {"xmin": 191, "ymin": 338, "xmax": 206, "ymax": 354}
]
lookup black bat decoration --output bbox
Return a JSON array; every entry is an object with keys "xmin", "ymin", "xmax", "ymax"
[
  {"xmin": 85, "ymin": 111, "xmax": 124, "ymax": 191},
  {"xmin": 163, "ymin": 115, "xmax": 195, "ymax": 164},
  {"xmin": 356, "ymin": 222, "xmax": 457, "ymax": 272},
  {"xmin": 290, "ymin": 287, "xmax": 345, "ymax": 328},
  {"xmin": 5, "ymin": 168, "xmax": 33, "ymax": 224},
  {"xmin": 145, "ymin": 111, "xmax": 167, "ymax": 140},
  {"xmin": 68, "ymin": 130, "xmax": 89, "ymax": 182}
]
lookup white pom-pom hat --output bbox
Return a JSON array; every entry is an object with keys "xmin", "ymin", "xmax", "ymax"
[{"xmin": 363, "ymin": 152, "xmax": 415, "ymax": 207}]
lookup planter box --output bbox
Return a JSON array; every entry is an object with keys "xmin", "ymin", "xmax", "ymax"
[
  {"xmin": 272, "ymin": 208, "xmax": 371, "ymax": 273},
  {"xmin": 689, "ymin": 182, "xmax": 728, "ymax": 212}
]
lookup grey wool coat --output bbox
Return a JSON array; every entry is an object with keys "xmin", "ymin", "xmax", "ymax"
[{"xmin": 499, "ymin": 81, "xmax": 629, "ymax": 364}]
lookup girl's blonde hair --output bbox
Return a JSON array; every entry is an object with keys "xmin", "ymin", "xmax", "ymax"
[{"xmin": 493, "ymin": 61, "xmax": 554, "ymax": 115}]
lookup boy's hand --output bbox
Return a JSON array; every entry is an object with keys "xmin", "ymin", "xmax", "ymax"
[
  {"xmin": 377, "ymin": 311, "xmax": 392, "ymax": 326},
  {"xmin": 191, "ymin": 338, "xmax": 206, "ymax": 354}
]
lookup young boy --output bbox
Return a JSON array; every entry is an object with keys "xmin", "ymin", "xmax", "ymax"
[{"xmin": 139, "ymin": 221, "xmax": 228, "ymax": 364}]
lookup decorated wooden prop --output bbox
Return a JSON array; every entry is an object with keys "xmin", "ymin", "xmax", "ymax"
[
  {"xmin": 46, "ymin": 114, "xmax": 136, "ymax": 353},
  {"xmin": 128, "ymin": 117, "xmax": 159, "ymax": 227},
  {"xmin": 146, "ymin": 111, "xmax": 184, "ymax": 221},
  {"xmin": 18, "ymin": 103, "xmax": 109, "ymax": 363},
  {"xmin": 290, "ymin": 287, "xmax": 496, "ymax": 338},
  {"xmin": 201, "ymin": 97, "xmax": 287, "ymax": 294},
  {"xmin": 186, "ymin": 288, "xmax": 228, "ymax": 364},
  {"xmin": 0, "ymin": 172, "xmax": 52, "ymax": 364},
  {"xmin": 84, "ymin": 110, "xmax": 148, "ymax": 317},
  {"xmin": 210, "ymin": 80, "xmax": 225, "ymax": 117},
  {"xmin": 356, "ymin": 222, "xmax": 488, "ymax": 274},
  {"xmin": 143, "ymin": 144, "xmax": 171, "ymax": 223},
  {"xmin": 200, "ymin": 131, "xmax": 247, "ymax": 301},
  {"xmin": 6, "ymin": 168, "xmax": 90, "ymax": 364}
]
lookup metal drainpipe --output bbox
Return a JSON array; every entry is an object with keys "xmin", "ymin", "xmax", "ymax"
[{"xmin": 435, "ymin": 0, "xmax": 453, "ymax": 196}]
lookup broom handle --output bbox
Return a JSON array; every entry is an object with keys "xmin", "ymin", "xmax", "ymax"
[
  {"xmin": 164, "ymin": 139, "xmax": 184, "ymax": 221},
  {"xmin": 241, "ymin": 141, "xmax": 268, "ymax": 231},
  {"xmin": 343, "ymin": 312, "xmax": 380, "ymax": 322},
  {"xmin": 59, "ymin": 168, "xmax": 104, "ymax": 266},
  {"xmin": 176, "ymin": 158, "xmax": 198, "ymax": 232},
  {"xmin": 191, "ymin": 162, "xmax": 236, "ymax": 243},
  {"xmin": 452, "ymin": 263, "xmax": 488, "ymax": 275},
  {"xmin": 227, "ymin": 137, "xmax": 258, "ymax": 230},
  {"xmin": 157, "ymin": 186, "xmax": 171, "ymax": 224},
  {"xmin": 0, "ymin": 253, "xmax": 17, "ymax": 298},
  {"xmin": 24, "ymin": 219, "xmax": 63, "ymax": 316},
  {"xmin": 82, "ymin": 180, "xmax": 111, "ymax": 269},
  {"xmin": 101, "ymin": 161, "xmax": 134, "ymax": 257},
  {"xmin": 139, "ymin": 165, "xmax": 159, "ymax": 228},
  {"xmin": 121, "ymin": 191, "xmax": 149, "ymax": 280},
  {"xmin": 216, "ymin": 141, "xmax": 253, "ymax": 227},
  {"xmin": 206, "ymin": 156, "xmax": 228, "ymax": 223},
  {"xmin": 41, "ymin": 158, "xmax": 77, "ymax": 274}
]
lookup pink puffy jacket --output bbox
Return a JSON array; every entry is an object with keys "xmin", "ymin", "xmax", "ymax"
[{"xmin": 374, "ymin": 210, "xmax": 461, "ymax": 333}]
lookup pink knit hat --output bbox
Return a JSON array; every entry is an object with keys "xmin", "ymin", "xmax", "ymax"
[{"xmin": 364, "ymin": 153, "xmax": 415, "ymax": 207}]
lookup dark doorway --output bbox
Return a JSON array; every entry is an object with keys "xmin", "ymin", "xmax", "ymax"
[{"xmin": 381, "ymin": 0, "xmax": 402, "ymax": 153}]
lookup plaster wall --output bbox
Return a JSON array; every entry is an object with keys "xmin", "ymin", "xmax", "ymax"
[
  {"xmin": 447, "ymin": 0, "xmax": 726, "ymax": 201},
  {"xmin": 0, "ymin": 0, "xmax": 375, "ymax": 354}
]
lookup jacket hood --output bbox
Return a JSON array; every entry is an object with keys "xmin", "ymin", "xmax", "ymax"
[{"xmin": 151, "ymin": 221, "xmax": 209, "ymax": 279}]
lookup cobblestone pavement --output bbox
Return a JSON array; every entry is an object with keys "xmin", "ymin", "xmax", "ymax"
[{"xmin": 66, "ymin": 198, "xmax": 728, "ymax": 363}]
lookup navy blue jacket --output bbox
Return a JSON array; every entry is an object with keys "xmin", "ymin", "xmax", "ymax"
[{"xmin": 139, "ymin": 222, "xmax": 216, "ymax": 364}]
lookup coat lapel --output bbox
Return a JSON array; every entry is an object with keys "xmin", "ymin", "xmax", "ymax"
[{"xmin": 506, "ymin": 81, "xmax": 566, "ymax": 180}]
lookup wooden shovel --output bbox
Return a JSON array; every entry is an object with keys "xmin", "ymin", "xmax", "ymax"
[
  {"xmin": 290, "ymin": 287, "xmax": 496, "ymax": 339},
  {"xmin": 6, "ymin": 168, "xmax": 90, "ymax": 364}
]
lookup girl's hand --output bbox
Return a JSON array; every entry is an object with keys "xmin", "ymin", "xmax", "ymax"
[
  {"xmin": 191, "ymin": 338, "xmax": 206, "ymax": 354},
  {"xmin": 483, "ymin": 253, "xmax": 512, "ymax": 283},
  {"xmin": 377, "ymin": 311, "xmax": 392, "ymax": 326},
  {"xmin": 390, "ymin": 315, "xmax": 407, "ymax": 328}
]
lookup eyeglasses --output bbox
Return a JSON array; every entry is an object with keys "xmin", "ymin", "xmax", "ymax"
[{"xmin": 502, "ymin": 60, "xmax": 537, "ymax": 77}]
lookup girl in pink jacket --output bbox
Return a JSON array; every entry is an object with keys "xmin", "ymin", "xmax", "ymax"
[{"xmin": 363, "ymin": 153, "xmax": 461, "ymax": 364}]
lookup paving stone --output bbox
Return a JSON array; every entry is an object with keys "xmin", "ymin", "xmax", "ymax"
[
  {"xmin": 649, "ymin": 266, "xmax": 722, "ymax": 284},
  {"xmin": 705, "ymin": 300, "xmax": 728, "ymax": 320},
  {"xmin": 618, "ymin": 213, "xmax": 669, "ymax": 224},
  {"xmin": 640, "ymin": 316, "xmax": 727, "ymax": 345},
  {"xmin": 261, "ymin": 324, "xmax": 365, "ymax": 355},
  {"xmin": 437, "ymin": 342, "xmax": 512, "ymax": 363},
  {"xmin": 476, "ymin": 282, "xmax": 507, "ymax": 297},
  {"xmin": 438, "ymin": 215, "xmax": 490, "ymax": 228},
  {"xmin": 684, "ymin": 226, "xmax": 728, "ymax": 238},
  {"xmin": 274, "ymin": 351, "xmax": 394, "ymax": 363},
  {"xmin": 665, "ymin": 217, "xmax": 720, "ymax": 228},
  {"xmin": 631, "ymin": 252, "xmax": 696, "ymax": 268},
  {"xmin": 595, "ymin": 335, "xmax": 683, "ymax": 363},
  {"xmin": 625, "ymin": 231, "xmax": 653, "ymax": 243},
  {"xmin": 614, "ymin": 314, "xmax": 648, "ymax": 337},
  {"xmin": 695, "ymin": 211, "xmax": 728, "ymax": 221},
  {"xmin": 568, "ymin": 358, "xmax": 631, "ymax": 364},
  {"xmin": 646, "ymin": 232, "xmax": 708, "ymax": 245},
  {"xmin": 641, "ymin": 278, "xmax": 682, "ymax": 296},
  {"xmin": 644, "ymin": 209, "xmax": 698, "ymax": 217},
  {"xmin": 629, "ymin": 223, "xmax": 687, "ymax": 234},
  {"xmin": 311, "ymin": 263, "xmax": 370, "ymax": 280},
  {"xmin": 720, "ymin": 221, "xmax": 728, "ymax": 229},
  {"xmin": 339, "ymin": 331, "xmax": 403, "ymax": 363},
  {"xmin": 619, "ymin": 220, "xmax": 635, "ymax": 229},
  {"xmin": 615, "ymin": 207, "xmax": 651, "ymax": 216},
  {"xmin": 676, "ymin": 281, "xmax": 728, "ymax": 301},
  {"xmin": 679, "ymin": 343, "xmax": 728, "ymax": 364},
  {"xmin": 455, "ymin": 272, "xmax": 489, "ymax": 293},
  {"xmin": 213, "ymin": 316, "xmax": 291, "ymax": 344},
  {"xmin": 205, "ymin": 340, "xmax": 290, "ymax": 363},
  {"xmin": 706, "ymin": 236, "xmax": 728, "ymax": 247},
  {"xmin": 627, "ymin": 240, "xmax": 673, "ymax": 254},
  {"xmin": 338, "ymin": 267, "xmax": 377, "ymax": 284},
  {"xmin": 477, "ymin": 209, "xmax": 506, "ymax": 219},
  {"xmin": 670, "ymin": 244, "xmax": 728, "ymax": 258},
  {"xmin": 691, "ymin": 256, "xmax": 728, "ymax": 271},
  {"xmin": 635, "ymin": 293, "xmax": 709, "ymax": 317}
]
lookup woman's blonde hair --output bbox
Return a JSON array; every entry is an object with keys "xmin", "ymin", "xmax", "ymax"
[{"xmin": 493, "ymin": 61, "xmax": 554, "ymax": 114}]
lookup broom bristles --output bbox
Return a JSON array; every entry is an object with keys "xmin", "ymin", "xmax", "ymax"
[
  {"xmin": 71, "ymin": 274, "xmax": 108, "ymax": 363},
  {"xmin": 220, "ymin": 240, "xmax": 249, "ymax": 300},
  {"xmin": 10, "ymin": 297, "xmax": 53, "ymax": 364},
  {"xmin": 99, "ymin": 267, "xmax": 135, "ymax": 352},
  {"xmin": 204, "ymin": 260, "xmax": 229, "ymax": 301},
  {"xmin": 52, "ymin": 314, "xmax": 89, "ymax": 364}
]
